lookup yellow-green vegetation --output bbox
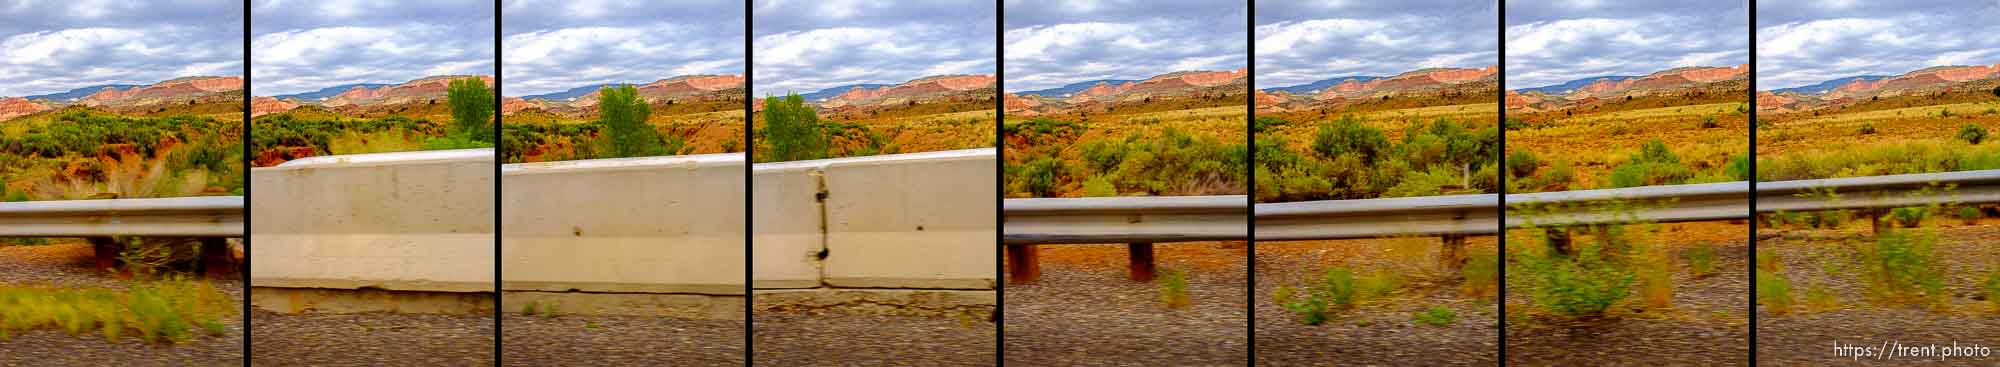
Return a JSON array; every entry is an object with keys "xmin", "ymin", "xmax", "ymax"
[
  {"xmin": 0, "ymin": 277, "xmax": 234, "ymax": 343},
  {"xmin": 1003, "ymin": 103, "xmax": 1247, "ymax": 198},
  {"xmin": 1273, "ymin": 266, "xmax": 1399, "ymax": 325},
  {"xmin": 1411, "ymin": 306, "xmax": 1458, "ymax": 327},
  {"xmin": 1758, "ymin": 89, "xmax": 2000, "ymax": 181},
  {"xmin": 1255, "ymin": 114, "xmax": 1498, "ymax": 202},
  {"xmin": 252, "ymin": 77, "xmax": 494, "ymax": 166},
  {"xmin": 1508, "ymin": 96, "xmax": 1750, "ymax": 191},
  {"xmin": 1, "ymin": 108, "xmax": 242, "ymax": 199},
  {"xmin": 751, "ymin": 92, "xmax": 994, "ymax": 163},
  {"xmin": 1506, "ymin": 202, "xmax": 1686, "ymax": 317},
  {"xmin": 1461, "ymin": 250, "xmax": 1499, "ymax": 299},
  {"xmin": 501, "ymin": 88, "xmax": 744, "ymax": 163}
]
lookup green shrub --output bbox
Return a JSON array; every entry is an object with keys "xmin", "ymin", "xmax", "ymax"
[
  {"xmin": 1889, "ymin": 207, "xmax": 1928, "ymax": 228},
  {"xmin": 1983, "ymin": 269, "xmax": 2000, "ymax": 312},
  {"xmin": 1959, "ymin": 206, "xmax": 1984, "ymax": 224},
  {"xmin": 1860, "ymin": 229, "xmax": 1946, "ymax": 305},
  {"xmin": 1757, "ymin": 269, "xmax": 1794, "ymax": 315},
  {"xmin": 1274, "ymin": 266, "xmax": 1398, "ymax": 325},
  {"xmin": 1513, "ymin": 232, "xmax": 1634, "ymax": 316},
  {"xmin": 1506, "ymin": 150, "xmax": 1540, "ymax": 178},
  {"xmin": 1019, "ymin": 158, "xmax": 1064, "ymax": 197},
  {"xmin": 1461, "ymin": 249, "xmax": 1499, "ymax": 299},
  {"xmin": 1858, "ymin": 123, "xmax": 1877, "ymax": 135},
  {"xmin": 1081, "ymin": 176, "xmax": 1116, "ymax": 197},
  {"xmin": 1411, "ymin": 306, "xmax": 1458, "ymax": 326},
  {"xmin": 1311, "ymin": 115, "xmax": 1389, "ymax": 163},
  {"xmin": 1960, "ymin": 124, "xmax": 1989, "ymax": 145},
  {"xmin": 1157, "ymin": 268, "xmax": 1189, "ymax": 309},
  {"xmin": 1684, "ymin": 245, "xmax": 1716, "ymax": 278},
  {"xmin": 1607, "ymin": 139, "xmax": 1694, "ymax": 188},
  {"xmin": 1697, "ymin": 115, "xmax": 1719, "ymax": 129}
]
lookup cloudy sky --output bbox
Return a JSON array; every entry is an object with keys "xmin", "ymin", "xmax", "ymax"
[
  {"xmin": 1003, "ymin": 0, "xmax": 1245, "ymax": 92},
  {"xmin": 1257, "ymin": 1, "xmax": 1496, "ymax": 89},
  {"xmin": 251, "ymin": 0, "xmax": 493, "ymax": 96},
  {"xmin": 1758, "ymin": 0, "xmax": 2000, "ymax": 90},
  {"xmin": 752, "ymin": 0, "xmax": 993, "ymax": 97},
  {"xmin": 503, "ymin": 0, "xmax": 741, "ymax": 96},
  {"xmin": 1505, "ymin": 0, "xmax": 1748, "ymax": 89},
  {"xmin": 0, "ymin": 0, "xmax": 242, "ymax": 97}
]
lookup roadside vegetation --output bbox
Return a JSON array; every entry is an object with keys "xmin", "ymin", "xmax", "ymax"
[
  {"xmin": 251, "ymin": 77, "xmax": 494, "ymax": 167},
  {"xmin": 752, "ymin": 90, "xmax": 994, "ymax": 164}
]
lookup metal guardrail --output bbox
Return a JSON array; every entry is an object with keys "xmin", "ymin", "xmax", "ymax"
[
  {"xmin": 0, "ymin": 196, "xmax": 244, "ymax": 237},
  {"xmin": 1003, "ymin": 195, "xmax": 1247, "ymax": 245},
  {"xmin": 1003, "ymin": 170, "xmax": 2000, "ymax": 244}
]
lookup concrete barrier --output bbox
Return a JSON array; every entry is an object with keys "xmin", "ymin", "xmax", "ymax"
[
  {"xmin": 501, "ymin": 153, "xmax": 745, "ymax": 295},
  {"xmin": 751, "ymin": 148, "xmax": 997, "ymax": 291},
  {"xmin": 250, "ymin": 149, "xmax": 495, "ymax": 293}
]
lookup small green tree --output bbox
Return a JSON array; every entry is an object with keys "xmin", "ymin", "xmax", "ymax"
[
  {"xmin": 446, "ymin": 78, "xmax": 495, "ymax": 144},
  {"xmin": 596, "ymin": 85, "xmax": 672, "ymax": 158},
  {"xmin": 762, "ymin": 93, "xmax": 827, "ymax": 162}
]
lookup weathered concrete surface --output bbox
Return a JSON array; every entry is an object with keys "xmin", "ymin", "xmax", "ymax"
[
  {"xmin": 750, "ymin": 148, "xmax": 998, "ymax": 291},
  {"xmin": 251, "ymin": 287, "xmax": 494, "ymax": 314},
  {"xmin": 753, "ymin": 289, "xmax": 994, "ymax": 319},
  {"xmin": 750, "ymin": 160, "xmax": 824, "ymax": 289},
  {"xmin": 502, "ymin": 291, "xmax": 744, "ymax": 319},
  {"xmin": 818, "ymin": 149, "xmax": 996, "ymax": 289},
  {"xmin": 502, "ymin": 154, "xmax": 746, "ymax": 295},
  {"xmin": 251, "ymin": 149, "xmax": 496, "ymax": 293}
]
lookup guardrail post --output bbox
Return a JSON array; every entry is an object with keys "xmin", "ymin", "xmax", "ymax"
[
  {"xmin": 1438, "ymin": 235, "xmax": 1466, "ymax": 272},
  {"xmin": 201, "ymin": 238, "xmax": 234, "ymax": 280},
  {"xmin": 1007, "ymin": 244, "xmax": 1041, "ymax": 284},
  {"xmin": 88, "ymin": 237, "xmax": 121, "ymax": 273},
  {"xmin": 1128, "ymin": 242, "xmax": 1155, "ymax": 282}
]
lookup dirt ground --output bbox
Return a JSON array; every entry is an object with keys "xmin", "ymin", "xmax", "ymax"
[
  {"xmin": 1003, "ymin": 241, "xmax": 1249, "ymax": 366},
  {"xmin": 0, "ymin": 241, "xmax": 244, "ymax": 366},
  {"xmin": 501, "ymin": 314, "xmax": 743, "ymax": 366},
  {"xmin": 1755, "ymin": 222, "xmax": 2000, "ymax": 366}
]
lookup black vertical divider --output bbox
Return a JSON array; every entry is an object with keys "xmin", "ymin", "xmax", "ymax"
[
  {"xmin": 492, "ymin": 0, "xmax": 505, "ymax": 364},
  {"xmin": 994, "ymin": 0, "xmax": 1007, "ymax": 363},
  {"xmin": 1244, "ymin": 1, "xmax": 1257, "ymax": 365},
  {"xmin": 241, "ymin": 0, "xmax": 254, "ymax": 364},
  {"xmin": 743, "ymin": 0, "xmax": 757, "ymax": 364},
  {"xmin": 1746, "ymin": 0, "xmax": 1759, "ymax": 364},
  {"xmin": 1495, "ymin": 1, "xmax": 1509, "ymax": 364}
]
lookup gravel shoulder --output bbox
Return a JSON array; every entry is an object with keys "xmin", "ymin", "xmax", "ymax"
[
  {"xmin": 0, "ymin": 241, "xmax": 244, "ymax": 367},
  {"xmin": 1255, "ymin": 238, "xmax": 1500, "ymax": 366},
  {"xmin": 1755, "ymin": 223, "xmax": 2000, "ymax": 366},
  {"xmin": 1004, "ymin": 242, "xmax": 1248, "ymax": 366},
  {"xmin": 249, "ymin": 310, "xmax": 494, "ymax": 366},
  {"xmin": 501, "ymin": 314, "xmax": 743, "ymax": 366},
  {"xmin": 752, "ymin": 312, "xmax": 995, "ymax": 366}
]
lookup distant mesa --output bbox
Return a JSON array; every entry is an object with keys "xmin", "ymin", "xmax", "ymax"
[
  {"xmin": 1758, "ymin": 63, "xmax": 2000, "ymax": 114},
  {"xmin": 0, "ymin": 97, "xmax": 53, "ymax": 122},
  {"xmin": 257, "ymin": 75, "xmax": 496, "ymax": 118},
  {"xmin": 1003, "ymin": 69, "xmax": 1246, "ymax": 117},
  {"xmin": 753, "ymin": 74, "xmax": 996, "ymax": 116},
  {"xmin": 1509, "ymin": 64, "xmax": 1749, "ymax": 112},
  {"xmin": 0, "ymin": 76, "xmax": 243, "ymax": 120},
  {"xmin": 501, "ymin": 74, "xmax": 745, "ymax": 116},
  {"xmin": 1255, "ymin": 66, "xmax": 1497, "ymax": 112}
]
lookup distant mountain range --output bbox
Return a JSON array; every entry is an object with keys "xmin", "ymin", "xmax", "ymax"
[
  {"xmin": 1005, "ymin": 69, "xmax": 1247, "ymax": 117},
  {"xmin": 519, "ymin": 84, "xmax": 623, "ymax": 101},
  {"xmin": 799, "ymin": 84, "xmax": 889, "ymax": 102},
  {"xmin": 1015, "ymin": 80, "xmax": 1139, "ymax": 98},
  {"xmin": 22, "ymin": 84, "xmax": 143, "ymax": 102},
  {"xmin": 1519, "ymin": 76, "xmax": 1638, "ymax": 95},
  {"xmin": 274, "ymin": 83, "xmax": 392, "ymax": 102},
  {"xmin": 1769, "ymin": 75, "xmax": 1891, "ymax": 95},
  {"xmin": 1261, "ymin": 76, "xmax": 1383, "ymax": 95}
]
